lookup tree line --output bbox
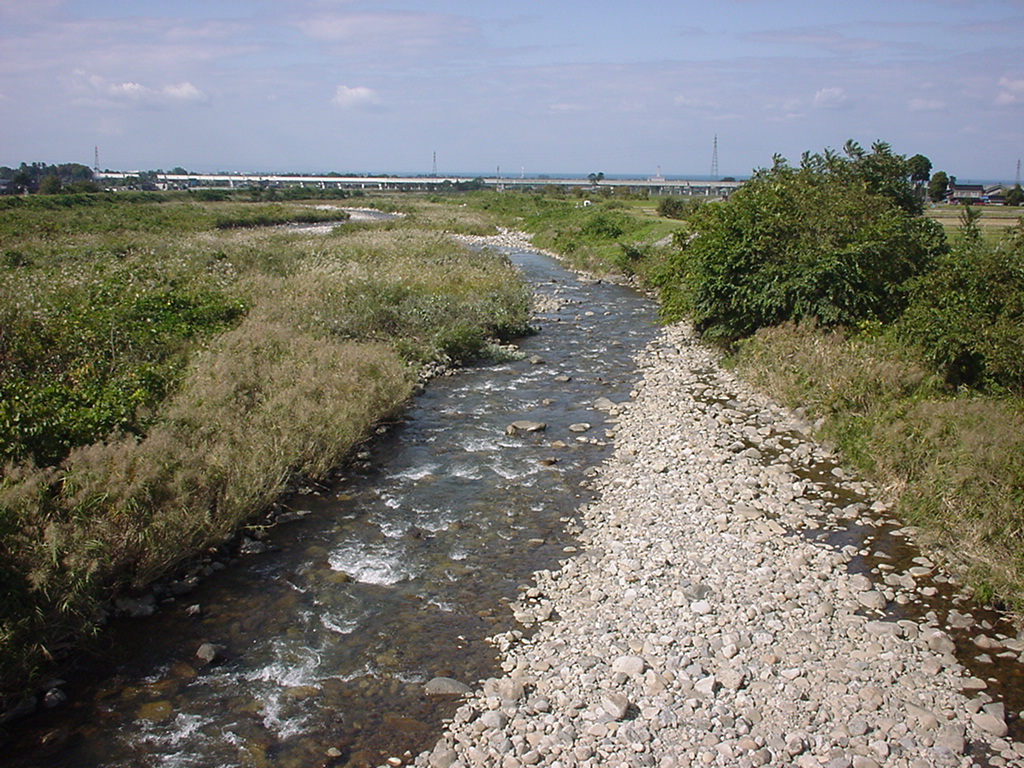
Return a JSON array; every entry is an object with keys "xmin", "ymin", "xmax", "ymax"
[{"xmin": 0, "ymin": 162, "xmax": 99, "ymax": 194}]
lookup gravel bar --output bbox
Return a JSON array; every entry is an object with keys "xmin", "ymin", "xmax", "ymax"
[{"xmin": 413, "ymin": 321, "xmax": 1024, "ymax": 768}]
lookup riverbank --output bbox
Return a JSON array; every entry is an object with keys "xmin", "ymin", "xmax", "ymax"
[
  {"xmin": 414, "ymin": 321, "xmax": 1024, "ymax": 768},
  {"xmin": 0, "ymin": 198, "xmax": 533, "ymax": 713}
]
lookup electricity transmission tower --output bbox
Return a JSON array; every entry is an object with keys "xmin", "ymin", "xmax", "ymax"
[{"xmin": 710, "ymin": 135, "xmax": 719, "ymax": 180}]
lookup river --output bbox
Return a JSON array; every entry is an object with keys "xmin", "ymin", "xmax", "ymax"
[
  {"xmin": 6, "ymin": 237, "xmax": 1023, "ymax": 767},
  {"xmin": 4, "ymin": 244, "xmax": 662, "ymax": 768}
]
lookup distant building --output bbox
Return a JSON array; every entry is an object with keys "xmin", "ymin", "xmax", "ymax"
[
  {"xmin": 948, "ymin": 182, "xmax": 985, "ymax": 205},
  {"xmin": 983, "ymin": 184, "xmax": 1007, "ymax": 205}
]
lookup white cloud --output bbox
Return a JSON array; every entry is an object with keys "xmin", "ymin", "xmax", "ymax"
[
  {"xmin": 673, "ymin": 94, "xmax": 703, "ymax": 108},
  {"xmin": 71, "ymin": 70, "xmax": 207, "ymax": 108},
  {"xmin": 812, "ymin": 86, "xmax": 849, "ymax": 109},
  {"xmin": 294, "ymin": 10, "xmax": 478, "ymax": 60},
  {"xmin": 995, "ymin": 75, "xmax": 1024, "ymax": 106},
  {"xmin": 909, "ymin": 97, "xmax": 945, "ymax": 111},
  {"xmin": 548, "ymin": 102, "xmax": 585, "ymax": 113},
  {"xmin": 331, "ymin": 85, "xmax": 380, "ymax": 109}
]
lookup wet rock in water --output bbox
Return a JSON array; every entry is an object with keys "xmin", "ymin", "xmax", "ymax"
[
  {"xmin": 238, "ymin": 536, "xmax": 268, "ymax": 555},
  {"xmin": 42, "ymin": 688, "xmax": 67, "ymax": 709},
  {"xmin": 553, "ymin": 374, "xmax": 572, "ymax": 382},
  {"xmin": 424, "ymin": 677, "xmax": 472, "ymax": 696},
  {"xmin": 506, "ymin": 420, "xmax": 547, "ymax": 435},
  {"xmin": 529, "ymin": 355, "xmax": 546, "ymax": 365},
  {"xmin": 114, "ymin": 594, "xmax": 157, "ymax": 618},
  {"xmin": 135, "ymin": 700, "xmax": 174, "ymax": 723},
  {"xmin": 568, "ymin": 422, "xmax": 591, "ymax": 433},
  {"xmin": 195, "ymin": 642, "xmax": 225, "ymax": 664}
]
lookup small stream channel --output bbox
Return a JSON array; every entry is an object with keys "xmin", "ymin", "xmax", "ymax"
[{"xmin": 5, "ymin": 240, "xmax": 1023, "ymax": 767}]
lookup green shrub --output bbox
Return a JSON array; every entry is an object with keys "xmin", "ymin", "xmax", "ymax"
[
  {"xmin": 580, "ymin": 211, "xmax": 625, "ymax": 239},
  {"xmin": 656, "ymin": 143, "xmax": 946, "ymax": 342},
  {"xmin": 656, "ymin": 197, "xmax": 702, "ymax": 220},
  {"xmin": 900, "ymin": 221, "xmax": 1024, "ymax": 392}
]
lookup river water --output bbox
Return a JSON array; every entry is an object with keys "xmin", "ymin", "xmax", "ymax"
[
  {"xmin": 5, "ymin": 245, "xmax": 662, "ymax": 768},
  {"xmin": 7, "ymin": 239, "xmax": 1023, "ymax": 766}
]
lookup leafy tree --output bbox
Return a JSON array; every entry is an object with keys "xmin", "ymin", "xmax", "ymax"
[
  {"xmin": 929, "ymin": 171, "xmax": 949, "ymax": 202},
  {"xmin": 37, "ymin": 175, "xmax": 62, "ymax": 194},
  {"xmin": 907, "ymin": 154, "xmax": 932, "ymax": 200},
  {"xmin": 1, "ymin": 161, "xmax": 95, "ymax": 193},
  {"xmin": 1007, "ymin": 184, "xmax": 1023, "ymax": 207},
  {"xmin": 10, "ymin": 169, "xmax": 32, "ymax": 193},
  {"xmin": 907, "ymin": 154, "xmax": 932, "ymax": 183},
  {"xmin": 587, "ymin": 172, "xmax": 605, "ymax": 186},
  {"xmin": 901, "ymin": 220, "xmax": 1024, "ymax": 391},
  {"xmin": 656, "ymin": 141, "xmax": 946, "ymax": 342}
]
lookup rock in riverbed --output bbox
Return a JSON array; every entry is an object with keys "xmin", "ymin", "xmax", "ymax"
[{"xmin": 506, "ymin": 420, "xmax": 547, "ymax": 435}]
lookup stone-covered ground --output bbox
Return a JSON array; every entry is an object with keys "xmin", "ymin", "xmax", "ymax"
[{"xmin": 414, "ymin": 321, "xmax": 1024, "ymax": 768}]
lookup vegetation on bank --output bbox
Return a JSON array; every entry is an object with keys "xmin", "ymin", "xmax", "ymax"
[
  {"xmin": 0, "ymin": 195, "xmax": 532, "ymax": 708},
  {"xmin": 2, "ymin": 146, "xmax": 1022, "ymax": 712},
  {"xmin": 441, "ymin": 146, "xmax": 1024, "ymax": 615}
]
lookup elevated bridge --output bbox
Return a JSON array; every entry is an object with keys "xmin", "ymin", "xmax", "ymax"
[{"xmin": 96, "ymin": 172, "xmax": 743, "ymax": 198}]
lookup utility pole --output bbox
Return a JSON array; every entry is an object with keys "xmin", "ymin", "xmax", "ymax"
[
  {"xmin": 94, "ymin": 146, "xmax": 100, "ymax": 173},
  {"xmin": 1016, "ymin": 158, "xmax": 1021, "ymax": 187},
  {"xmin": 710, "ymin": 135, "xmax": 719, "ymax": 181},
  {"xmin": 432, "ymin": 151, "xmax": 437, "ymax": 177}
]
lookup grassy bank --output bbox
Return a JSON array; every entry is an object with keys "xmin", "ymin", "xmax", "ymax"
[
  {"xmin": 0, "ymin": 195, "xmax": 531, "ymax": 707},
  {"xmin": 451, "ymin": 190, "xmax": 685, "ymax": 276}
]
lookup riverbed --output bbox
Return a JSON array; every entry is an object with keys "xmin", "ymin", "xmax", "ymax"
[{"xmin": 414, "ymin": 316, "xmax": 1024, "ymax": 768}]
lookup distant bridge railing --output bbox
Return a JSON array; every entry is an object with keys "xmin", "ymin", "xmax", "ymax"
[{"xmin": 95, "ymin": 172, "xmax": 744, "ymax": 197}]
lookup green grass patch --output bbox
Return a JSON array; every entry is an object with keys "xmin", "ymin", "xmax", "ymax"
[{"xmin": 457, "ymin": 191, "xmax": 686, "ymax": 275}]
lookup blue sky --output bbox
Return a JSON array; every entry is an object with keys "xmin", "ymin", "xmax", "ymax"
[{"xmin": 1, "ymin": 0, "xmax": 1022, "ymax": 181}]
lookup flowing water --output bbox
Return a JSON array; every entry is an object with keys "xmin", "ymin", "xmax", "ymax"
[
  {"xmin": 6, "ymin": 241, "xmax": 1023, "ymax": 766},
  {"xmin": 4, "ymin": 246, "xmax": 661, "ymax": 768}
]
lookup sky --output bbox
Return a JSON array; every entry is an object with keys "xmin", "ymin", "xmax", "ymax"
[{"xmin": 1, "ymin": 0, "xmax": 1022, "ymax": 181}]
